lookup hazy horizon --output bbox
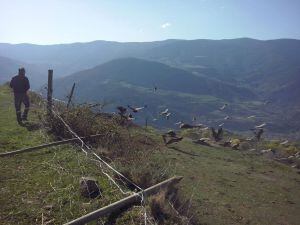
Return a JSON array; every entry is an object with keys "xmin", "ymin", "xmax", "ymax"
[{"xmin": 2, "ymin": 37, "xmax": 300, "ymax": 46}]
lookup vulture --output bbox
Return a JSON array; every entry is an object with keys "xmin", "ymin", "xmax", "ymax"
[
  {"xmin": 193, "ymin": 138, "xmax": 211, "ymax": 146},
  {"xmin": 222, "ymin": 140, "xmax": 231, "ymax": 147},
  {"xmin": 160, "ymin": 108, "xmax": 169, "ymax": 116},
  {"xmin": 127, "ymin": 114, "xmax": 135, "ymax": 121},
  {"xmin": 219, "ymin": 123, "xmax": 225, "ymax": 127},
  {"xmin": 211, "ymin": 127, "xmax": 223, "ymax": 142},
  {"xmin": 165, "ymin": 112, "xmax": 171, "ymax": 120},
  {"xmin": 231, "ymin": 142, "xmax": 240, "ymax": 150},
  {"xmin": 255, "ymin": 123, "xmax": 266, "ymax": 129},
  {"xmin": 179, "ymin": 123, "xmax": 194, "ymax": 129},
  {"xmin": 166, "ymin": 130, "xmax": 177, "ymax": 137},
  {"xmin": 280, "ymin": 140, "xmax": 289, "ymax": 145},
  {"xmin": 179, "ymin": 123, "xmax": 204, "ymax": 129},
  {"xmin": 201, "ymin": 127, "xmax": 209, "ymax": 131},
  {"xmin": 127, "ymin": 105, "xmax": 147, "ymax": 113},
  {"xmin": 166, "ymin": 137, "xmax": 183, "ymax": 145},
  {"xmin": 195, "ymin": 123, "xmax": 205, "ymax": 128},
  {"xmin": 219, "ymin": 103, "xmax": 228, "ymax": 110},
  {"xmin": 175, "ymin": 121, "xmax": 183, "ymax": 125},
  {"xmin": 260, "ymin": 149, "xmax": 274, "ymax": 154},
  {"xmin": 117, "ymin": 106, "xmax": 127, "ymax": 115},
  {"xmin": 254, "ymin": 128, "xmax": 264, "ymax": 141},
  {"xmin": 162, "ymin": 130, "xmax": 180, "ymax": 144}
]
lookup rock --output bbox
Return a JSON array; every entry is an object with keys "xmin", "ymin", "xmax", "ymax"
[{"xmin": 79, "ymin": 177, "xmax": 101, "ymax": 198}]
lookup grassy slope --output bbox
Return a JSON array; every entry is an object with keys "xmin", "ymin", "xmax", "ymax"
[
  {"xmin": 1, "ymin": 85, "xmax": 300, "ymax": 225},
  {"xmin": 157, "ymin": 141, "xmax": 300, "ymax": 224},
  {"xmin": 0, "ymin": 86, "xmax": 127, "ymax": 225}
]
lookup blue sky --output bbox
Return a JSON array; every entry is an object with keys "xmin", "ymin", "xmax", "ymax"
[{"xmin": 0, "ymin": 0, "xmax": 299, "ymax": 44}]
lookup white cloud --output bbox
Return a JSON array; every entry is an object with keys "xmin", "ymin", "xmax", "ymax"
[{"xmin": 161, "ymin": 22, "xmax": 171, "ymax": 29}]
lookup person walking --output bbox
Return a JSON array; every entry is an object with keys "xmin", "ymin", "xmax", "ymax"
[{"xmin": 10, "ymin": 68, "xmax": 30, "ymax": 125}]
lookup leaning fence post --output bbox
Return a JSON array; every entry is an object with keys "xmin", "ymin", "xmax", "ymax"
[
  {"xmin": 67, "ymin": 83, "xmax": 76, "ymax": 108},
  {"xmin": 47, "ymin": 69, "xmax": 53, "ymax": 117}
]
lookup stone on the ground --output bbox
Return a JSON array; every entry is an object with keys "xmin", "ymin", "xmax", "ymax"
[{"xmin": 79, "ymin": 177, "xmax": 101, "ymax": 198}]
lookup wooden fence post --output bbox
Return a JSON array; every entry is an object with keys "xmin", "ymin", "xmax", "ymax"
[
  {"xmin": 47, "ymin": 70, "xmax": 53, "ymax": 116},
  {"xmin": 67, "ymin": 83, "xmax": 76, "ymax": 108}
]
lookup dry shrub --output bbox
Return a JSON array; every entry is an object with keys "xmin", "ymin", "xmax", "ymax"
[
  {"xmin": 28, "ymin": 91, "xmax": 44, "ymax": 105},
  {"xmin": 149, "ymin": 191, "xmax": 172, "ymax": 224},
  {"xmin": 44, "ymin": 103, "xmax": 200, "ymax": 224},
  {"xmin": 46, "ymin": 103, "xmax": 156, "ymax": 159},
  {"xmin": 46, "ymin": 103, "xmax": 164, "ymax": 186},
  {"xmin": 149, "ymin": 188, "xmax": 198, "ymax": 225}
]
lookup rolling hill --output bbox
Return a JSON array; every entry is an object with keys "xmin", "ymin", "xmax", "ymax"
[
  {"xmin": 53, "ymin": 58, "xmax": 276, "ymax": 135},
  {"xmin": 54, "ymin": 57, "xmax": 256, "ymax": 100},
  {"xmin": 1, "ymin": 38, "xmax": 300, "ymax": 138},
  {"xmin": 1, "ymin": 38, "xmax": 300, "ymax": 97}
]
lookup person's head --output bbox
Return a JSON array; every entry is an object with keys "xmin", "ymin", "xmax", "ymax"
[{"xmin": 18, "ymin": 67, "xmax": 26, "ymax": 76}]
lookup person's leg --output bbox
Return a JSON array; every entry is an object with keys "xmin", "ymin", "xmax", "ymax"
[
  {"xmin": 14, "ymin": 93, "xmax": 22, "ymax": 124},
  {"xmin": 22, "ymin": 93, "xmax": 30, "ymax": 121}
]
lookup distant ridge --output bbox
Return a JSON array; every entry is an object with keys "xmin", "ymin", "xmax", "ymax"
[{"xmin": 1, "ymin": 38, "xmax": 300, "ymax": 136}]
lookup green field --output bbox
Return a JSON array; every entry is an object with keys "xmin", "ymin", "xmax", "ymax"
[
  {"xmin": 0, "ymin": 85, "xmax": 300, "ymax": 225},
  {"xmin": 0, "ymin": 86, "xmax": 127, "ymax": 224}
]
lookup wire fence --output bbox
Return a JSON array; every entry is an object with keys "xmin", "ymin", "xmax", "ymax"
[{"xmin": 34, "ymin": 91, "xmax": 154, "ymax": 224}]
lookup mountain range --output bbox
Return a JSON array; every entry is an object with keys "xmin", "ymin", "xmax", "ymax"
[{"xmin": 1, "ymin": 38, "xmax": 299, "ymax": 138}]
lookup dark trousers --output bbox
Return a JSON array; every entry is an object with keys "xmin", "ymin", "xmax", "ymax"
[{"xmin": 14, "ymin": 92, "xmax": 30, "ymax": 122}]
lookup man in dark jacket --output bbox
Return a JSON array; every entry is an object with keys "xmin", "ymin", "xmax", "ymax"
[{"xmin": 10, "ymin": 68, "xmax": 30, "ymax": 125}]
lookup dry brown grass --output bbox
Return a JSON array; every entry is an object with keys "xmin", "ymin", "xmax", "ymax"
[{"xmin": 149, "ymin": 189, "xmax": 199, "ymax": 225}]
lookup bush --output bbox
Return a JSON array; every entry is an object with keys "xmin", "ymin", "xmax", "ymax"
[{"xmin": 44, "ymin": 102, "xmax": 198, "ymax": 224}]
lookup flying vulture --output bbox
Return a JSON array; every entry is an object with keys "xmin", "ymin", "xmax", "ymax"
[
  {"xmin": 127, "ymin": 105, "xmax": 147, "ymax": 113},
  {"xmin": 219, "ymin": 103, "xmax": 228, "ymax": 110},
  {"xmin": 255, "ymin": 123, "xmax": 266, "ymax": 129}
]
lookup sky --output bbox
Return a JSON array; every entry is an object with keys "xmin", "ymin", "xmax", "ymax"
[{"xmin": 0, "ymin": 0, "xmax": 300, "ymax": 44}]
